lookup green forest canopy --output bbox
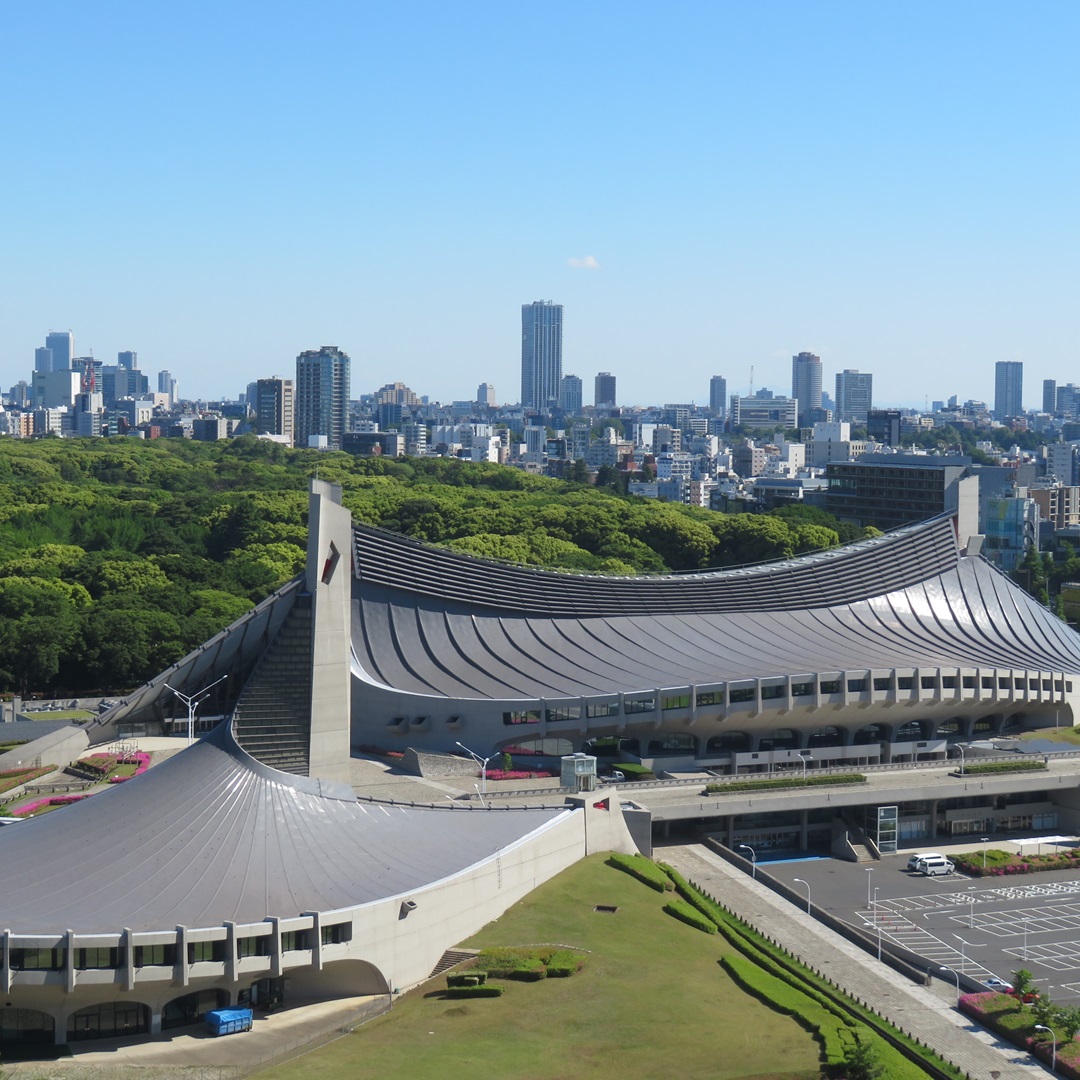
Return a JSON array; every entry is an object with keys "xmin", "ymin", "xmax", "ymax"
[{"xmin": 0, "ymin": 437, "xmax": 878, "ymax": 696}]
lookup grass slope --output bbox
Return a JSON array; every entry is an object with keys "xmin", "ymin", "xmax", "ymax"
[{"xmin": 257, "ymin": 855, "xmax": 819, "ymax": 1080}]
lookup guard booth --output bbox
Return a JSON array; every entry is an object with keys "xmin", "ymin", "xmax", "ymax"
[{"xmin": 561, "ymin": 753, "xmax": 598, "ymax": 793}]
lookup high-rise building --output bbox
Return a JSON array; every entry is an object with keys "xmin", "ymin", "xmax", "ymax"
[
  {"xmin": 255, "ymin": 377, "xmax": 295, "ymax": 444},
  {"xmin": 117, "ymin": 350, "xmax": 137, "ymax": 370},
  {"xmin": 994, "ymin": 361, "xmax": 1023, "ymax": 420},
  {"xmin": 476, "ymin": 382, "xmax": 496, "ymax": 408},
  {"xmin": 594, "ymin": 371, "xmax": 616, "ymax": 408},
  {"xmin": 791, "ymin": 352, "xmax": 822, "ymax": 428},
  {"xmin": 867, "ymin": 409, "xmax": 902, "ymax": 446},
  {"xmin": 158, "ymin": 370, "xmax": 177, "ymax": 406},
  {"xmin": 709, "ymin": 376, "xmax": 727, "ymax": 423},
  {"xmin": 1044, "ymin": 379, "xmax": 1058, "ymax": 415},
  {"xmin": 834, "ymin": 369, "xmax": 873, "ymax": 425},
  {"xmin": 34, "ymin": 347, "xmax": 53, "ymax": 374},
  {"xmin": 45, "ymin": 331, "xmax": 73, "ymax": 372},
  {"xmin": 295, "ymin": 346, "xmax": 350, "ymax": 450},
  {"xmin": 520, "ymin": 301, "xmax": 563, "ymax": 411},
  {"xmin": 560, "ymin": 374, "xmax": 583, "ymax": 415}
]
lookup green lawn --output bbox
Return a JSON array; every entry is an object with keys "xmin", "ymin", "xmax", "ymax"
[
  {"xmin": 256, "ymin": 855, "xmax": 821, "ymax": 1080},
  {"xmin": 1018, "ymin": 725, "xmax": 1080, "ymax": 745}
]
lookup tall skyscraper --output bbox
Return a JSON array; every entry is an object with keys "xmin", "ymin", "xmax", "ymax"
[
  {"xmin": 594, "ymin": 371, "xmax": 616, "ymax": 408},
  {"xmin": 34, "ymin": 347, "xmax": 53, "ymax": 374},
  {"xmin": 476, "ymin": 382, "xmax": 496, "ymax": 407},
  {"xmin": 117, "ymin": 350, "xmax": 137, "ymax": 370},
  {"xmin": 520, "ymin": 301, "xmax": 563, "ymax": 411},
  {"xmin": 1044, "ymin": 379, "xmax": 1058, "ymax": 414},
  {"xmin": 834, "ymin": 369, "xmax": 873, "ymax": 424},
  {"xmin": 791, "ymin": 351, "xmax": 822, "ymax": 428},
  {"xmin": 560, "ymin": 374, "xmax": 583, "ymax": 414},
  {"xmin": 994, "ymin": 361, "xmax": 1023, "ymax": 420},
  {"xmin": 709, "ymin": 376, "xmax": 728, "ymax": 423},
  {"xmin": 45, "ymin": 331, "xmax": 73, "ymax": 372},
  {"xmin": 295, "ymin": 346, "xmax": 350, "ymax": 450},
  {"xmin": 255, "ymin": 377, "xmax": 295, "ymax": 444},
  {"xmin": 158, "ymin": 370, "xmax": 177, "ymax": 406}
]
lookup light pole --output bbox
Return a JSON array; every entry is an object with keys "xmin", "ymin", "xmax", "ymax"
[
  {"xmin": 865, "ymin": 866, "xmax": 874, "ymax": 907},
  {"xmin": 953, "ymin": 933, "xmax": 983, "ymax": 974},
  {"xmin": 738, "ymin": 844, "xmax": 757, "ymax": 880},
  {"xmin": 981, "ymin": 836, "xmax": 989, "ymax": 870},
  {"xmin": 873, "ymin": 886, "xmax": 882, "ymax": 960},
  {"xmin": 793, "ymin": 877, "xmax": 811, "ymax": 915},
  {"xmin": 456, "ymin": 741, "xmax": 494, "ymax": 794},
  {"xmin": 956, "ymin": 743, "xmax": 966, "ymax": 776},
  {"xmin": 798, "ymin": 750, "xmax": 812, "ymax": 780},
  {"xmin": 940, "ymin": 965, "xmax": 961, "ymax": 1003},
  {"xmin": 1023, "ymin": 918, "xmax": 1030, "ymax": 962},
  {"xmin": 967, "ymin": 887, "xmax": 977, "ymax": 929},
  {"xmin": 1036, "ymin": 1024, "xmax": 1058, "ymax": 1072},
  {"xmin": 165, "ymin": 674, "xmax": 228, "ymax": 746}
]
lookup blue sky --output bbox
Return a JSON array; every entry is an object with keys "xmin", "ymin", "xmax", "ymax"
[{"xmin": 2, "ymin": 1, "xmax": 1077, "ymax": 409}]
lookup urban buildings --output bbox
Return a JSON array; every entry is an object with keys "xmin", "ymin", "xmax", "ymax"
[
  {"xmin": 44, "ymin": 330, "xmax": 73, "ymax": 373},
  {"xmin": 476, "ymin": 382, "xmax": 496, "ymax": 407},
  {"xmin": 254, "ymin": 377, "xmax": 295, "ymax": 444},
  {"xmin": 791, "ymin": 351, "xmax": 822, "ymax": 428},
  {"xmin": 994, "ymin": 360, "xmax": 1023, "ymax": 420},
  {"xmin": 731, "ymin": 392, "xmax": 798, "ymax": 429},
  {"xmin": 594, "ymin": 371, "xmax": 616, "ymax": 408},
  {"xmin": 560, "ymin": 374, "xmax": 583, "ymax": 415},
  {"xmin": 709, "ymin": 376, "xmax": 727, "ymax": 426},
  {"xmin": 295, "ymin": 346, "xmax": 350, "ymax": 451},
  {"xmin": 834, "ymin": 369, "xmax": 873, "ymax": 425},
  {"xmin": 520, "ymin": 300, "xmax": 563, "ymax": 411}
]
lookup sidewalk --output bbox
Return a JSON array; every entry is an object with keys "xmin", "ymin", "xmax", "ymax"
[{"xmin": 659, "ymin": 843, "xmax": 1053, "ymax": 1080}]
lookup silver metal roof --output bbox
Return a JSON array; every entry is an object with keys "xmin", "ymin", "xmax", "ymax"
[{"xmin": 0, "ymin": 723, "xmax": 567, "ymax": 934}]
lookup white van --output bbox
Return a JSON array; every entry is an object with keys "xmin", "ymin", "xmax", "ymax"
[
  {"xmin": 916, "ymin": 856, "xmax": 955, "ymax": 877},
  {"xmin": 907, "ymin": 851, "xmax": 943, "ymax": 871}
]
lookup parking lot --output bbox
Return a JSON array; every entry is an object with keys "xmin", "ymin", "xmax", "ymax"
[{"xmin": 755, "ymin": 838, "xmax": 1080, "ymax": 1001}]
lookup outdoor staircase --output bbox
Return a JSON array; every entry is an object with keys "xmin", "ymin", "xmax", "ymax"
[
  {"xmin": 233, "ymin": 594, "xmax": 313, "ymax": 776},
  {"xmin": 428, "ymin": 948, "xmax": 479, "ymax": 979}
]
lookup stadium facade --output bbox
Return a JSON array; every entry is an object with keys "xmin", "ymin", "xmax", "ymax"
[{"xmin": 2, "ymin": 480, "xmax": 1079, "ymax": 1045}]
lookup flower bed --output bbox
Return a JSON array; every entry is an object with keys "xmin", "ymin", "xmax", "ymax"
[
  {"xmin": 0, "ymin": 766, "xmax": 53, "ymax": 795},
  {"xmin": 14, "ymin": 793, "xmax": 93, "ymax": 817},
  {"xmin": 484, "ymin": 768, "xmax": 555, "ymax": 781},
  {"xmin": 953, "ymin": 848, "xmax": 1080, "ymax": 877},
  {"xmin": 75, "ymin": 751, "xmax": 152, "ymax": 783},
  {"xmin": 353, "ymin": 744, "xmax": 405, "ymax": 760}
]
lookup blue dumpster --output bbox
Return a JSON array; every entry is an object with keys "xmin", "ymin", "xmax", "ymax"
[{"xmin": 205, "ymin": 1008, "xmax": 253, "ymax": 1036}]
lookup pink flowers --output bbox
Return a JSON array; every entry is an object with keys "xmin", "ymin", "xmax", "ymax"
[{"xmin": 14, "ymin": 794, "xmax": 91, "ymax": 817}]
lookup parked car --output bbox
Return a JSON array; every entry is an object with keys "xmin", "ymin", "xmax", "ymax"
[
  {"xmin": 907, "ymin": 851, "xmax": 944, "ymax": 871},
  {"xmin": 916, "ymin": 856, "xmax": 955, "ymax": 876},
  {"xmin": 600, "ymin": 770, "xmax": 626, "ymax": 784},
  {"xmin": 984, "ymin": 977, "xmax": 1014, "ymax": 992}
]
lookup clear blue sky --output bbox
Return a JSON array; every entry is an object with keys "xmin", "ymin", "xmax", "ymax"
[{"xmin": 2, "ymin": 1, "xmax": 1077, "ymax": 409}]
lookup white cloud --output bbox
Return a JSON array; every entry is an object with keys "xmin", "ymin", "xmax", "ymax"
[{"xmin": 567, "ymin": 255, "xmax": 600, "ymax": 270}]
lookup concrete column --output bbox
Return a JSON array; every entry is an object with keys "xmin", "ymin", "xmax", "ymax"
[
  {"xmin": 150, "ymin": 1010, "xmax": 163, "ymax": 1035},
  {"xmin": 174, "ymin": 925, "xmax": 189, "ymax": 988},
  {"xmin": 65, "ymin": 929, "xmax": 75, "ymax": 993},
  {"xmin": 799, "ymin": 810, "xmax": 809, "ymax": 850},
  {"xmin": 306, "ymin": 911, "xmax": 324, "ymax": 972},
  {"xmin": 123, "ymin": 927, "xmax": 134, "ymax": 992},
  {"xmin": 1, "ymin": 929, "xmax": 9, "ymax": 994},
  {"xmin": 928, "ymin": 799, "xmax": 940, "ymax": 839},
  {"xmin": 224, "ymin": 921, "xmax": 237, "ymax": 985},
  {"xmin": 269, "ymin": 916, "xmax": 283, "ymax": 978}
]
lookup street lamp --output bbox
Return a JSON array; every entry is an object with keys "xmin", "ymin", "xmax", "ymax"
[
  {"xmin": 1023, "ymin": 917, "xmax": 1030, "ymax": 962},
  {"xmin": 1036, "ymin": 1024, "xmax": 1058, "ymax": 1072},
  {"xmin": 455, "ymin": 741, "xmax": 494, "ymax": 794},
  {"xmin": 981, "ymin": 836, "xmax": 989, "ymax": 870},
  {"xmin": 865, "ymin": 866, "xmax": 874, "ymax": 907},
  {"xmin": 873, "ymin": 886, "xmax": 882, "ymax": 960},
  {"xmin": 967, "ymin": 887, "xmax": 977, "ymax": 929},
  {"xmin": 798, "ymin": 750, "xmax": 812, "ymax": 780},
  {"xmin": 793, "ymin": 878, "xmax": 811, "ymax": 914},
  {"xmin": 165, "ymin": 674, "xmax": 228, "ymax": 746},
  {"xmin": 953, "ymin": 933, "xmax": 983, "ymax": 974},
  {"xmin": 738, "ymin": 844, "xmax": 757, "ymax": 880},
  {"xmin": 956, "ymin": 743, "xmax": 967, "ymax": 776},
  {"xmin": 940, "ymin": 965, "xmax": 961, "ymax": 1003}
]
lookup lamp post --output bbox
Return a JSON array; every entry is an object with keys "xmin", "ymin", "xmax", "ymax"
[
  {"xmin": 798, "ymin": 750, "xmax": 812, "ymax": 780},
  {"xmin": 873, "ymin": 886, "xmax": 882, "ymax": 960},
  {"xmin": 793, "ymin": 877, "xmax": 811, "ymax": 915},
  {"xmin": 165, "ymin": 674, "xmax": 228, "ymax": 747},
  {"xmin": 1036, "ymin": 1024, "xmax": 1058, "ymax": 1072},
  {"xmin": 865, "ymin": 866, "xmax": 874, "ymax": 907},
  {"xmin": 967, "ymin": 887, "xmax": 977, "ymax": 929},
  {"xmin": 738, "ymin": 844, "xmax": 757, "ymax": 880},
  {"xmin": 940, "ymin": 965, "xmax": 961, "ymax": 1003},
  {"xmin": 981, "ymin": 836, "xmax": 990, "ymax": 870},
  {"xmin": 456, "ymin": 741, "xmax": 494, "ymax": 794},
  {"xmin": 1023, "ymin": 918, "xmax": 1030, "ymax": 962},
  {"xmin": 953, "ymin": 933, "xmax": 983, "ymax": 974},
  {"xmin": 956, "ymin": 743, "xmax": 967, "ymax": 776}
]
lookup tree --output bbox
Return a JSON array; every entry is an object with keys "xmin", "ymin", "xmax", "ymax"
[{"xmin": 842, "ymin": 1039, "xmax": 883, "ymax": 1080}]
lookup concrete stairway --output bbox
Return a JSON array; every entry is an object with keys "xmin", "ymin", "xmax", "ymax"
[{"xmin": 428, "ymin": 948, "xmax": 479, "ymax": 979}]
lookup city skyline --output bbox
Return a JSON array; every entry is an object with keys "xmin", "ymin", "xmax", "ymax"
[{"xmin": 2, "ymin": 3, "xmax": 1077, "ymax": 406}]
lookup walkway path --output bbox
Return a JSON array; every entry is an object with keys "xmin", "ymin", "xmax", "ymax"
[{"xmin": 659, "ymin": 842, "xmax": 1053, "ymax": 1080}]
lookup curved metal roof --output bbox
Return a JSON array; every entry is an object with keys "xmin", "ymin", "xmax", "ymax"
[
  {"xmin": 351, "ymin": 518, "xmax": 1080, "ymax": 698},
  {"xmin": 0, "ymin": 724, "xmax": 568, "ymax": 934}
]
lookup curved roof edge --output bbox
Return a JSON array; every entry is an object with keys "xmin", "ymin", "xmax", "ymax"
[{"xmin": 353, "ymin": 514, "xmax": 960, "ymax": 616}]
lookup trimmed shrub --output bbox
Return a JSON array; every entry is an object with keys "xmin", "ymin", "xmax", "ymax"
[
  {"xmin": 444, "ymin": 985, "xmax": 503, "ymax": 998},
  {"xmin": 960, "ymin": 761, "xmax": 1047, "ymax": 776},
  {"xmin": 704, "ymin": 773, "xmax": 866, "ymax": 794},
  {"xmin": 446, "ymin": 971, "xmax": 487, "ymax": 987},
  {"xmin": 612, "ymin": 762, "xmax": 654, "ymax": 780},
  {"xmin": 510, "ymin": 958, "xmax": 547, "ymax": 981},
  {"xmin": 663, "ymin": 899, "xmax": 717, "ymax": 934},
  {"xmin": 607, "ymin": 852, "xmax": 674, "ymax": 892}
]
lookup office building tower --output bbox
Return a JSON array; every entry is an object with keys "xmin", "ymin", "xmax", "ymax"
[
  {"xmin": 834, "ymin": 369, "xmax": 873, "ymax": 425},
  {"xmin": 560, "ymin": 374, "xmax": 583, "ymax": 415},
  {"xmin": 34, "ymin": 347, "xmax": 53, "ymax": 374},
  {"xmin": 1059, "ymin": 385, "xmax": 1080, "ymax": 419},
  {"xmin": 45, "ymin": 331, "xmax": 74, "ymax": 372},
  {"xmin": 520, "ymin": 301, "xmax": 563, "ymax": 411},
  {"xmin": 709, "ymin": 376, "xmax": 728, "ymax": 423},
  {"xmin": 117, "ymin": 350, "xmax": 137, "ymax": 370},
  {"xmin": 476, "ymin": 382, "xmax": 496, "ymax": 408},
  {"xmin": 71, "ymin": 357, "xmax": 102, "ymax": 393},
  {"xmin": 791, "ymin": 352, "xmax": 822, "ymax": 428},
  {"xmin": 594, "ymin": 372, "xmax": 616, "ymax": 408},
  {"xmin": 994, "ymin": 361, "xmax": 1023, "ymax": 420},
  {"xmin": 1044, "ymin": 380, "xmax": 1058, "ymax": 415},
  {"xmin": 295, "ymin": 346, "xmax": 350, "ymax": 450},
  {"xmin": 867, "ymin": 409, "xmax": 902, "ymax": 446},
  {"xmin": 158, "ymin": 370, "xmax": 177, "ymax": 406},
  {"xmin": 255, "ymin": 377, "xmax": 295, "ymax": 445}
]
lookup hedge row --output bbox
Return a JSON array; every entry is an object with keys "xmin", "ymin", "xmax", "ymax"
[
  {"xmin": 657, "ymin": 862, "xmax": 963, "ymax": 1080},
  {"xmin": 959, "ymin": 761, "xmax": 1047, "ymax": 776},
  {"xmin": 474, "ymin": 945, "xmax": 586, "ymax": 980},
  {"xmin": 444, "ymin": 985, "xmax": 503, "ymax": 999},
  {"xmin": 952, "ymin": 850, "xmax": 1080, "ymax": 877},
  {"xmin": 446, "ymin": 971, "xmax": 487, "ymax": 987},
  {"xmin": 611, "ymin": 762, "xmax": 654, "ymax": 779},
  {"xmin": 704, "ymin": 773, "xmax": 867, "ymax": 794},
  {"xmin": 662, "ymin": 899, "xmax": 717, "ymax": 935},
  {"xmin": 607, "ymin": 852, "xmax": 674, "ymax": 892}
]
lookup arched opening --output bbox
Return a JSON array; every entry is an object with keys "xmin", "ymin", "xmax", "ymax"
[
  {"xmin": 806, "ymin": 726, "xmax": 842, "ymax": 749},
  {"xmin": 758, "ymin": 729, "xmax": 797, "ymax": 751},
  {"xmin": 285, "ymin": 959, "xmax": 391, "ymax": 1004},
  {"xmin": 67, "ymin": 1002, "xmax": 149, "ymax": 1042},
  {"xmin": 162, "ymin": 989, "xmax": 230, "ymax": 1030},
  {"xmin": 936, "ymin": 717, "xmax": 966, "ymax": 739},
  {"xmin": 853, "ymin": 724, "xmax": 888, "ymax": 745},
  {"xmin": 0, "ymin": 1007, "xmax": 54, "ymax": 1046},
  {"xmin": 646, "ymin": 733, "xmax": 697, "ymax": 757},
  {"xmin": 583, "ymin": 736, "xmax": 640, "ymax": 759},
  {"xmin": 896, "ymin": 720, "xmax": 929, "ymax": 741},
  {"xmin": 972, "ymin": 714, "xmax": 1002, "ymax": 736},
  {"xmin": 706, "ymin": 732, "xmax": 750, "ymax": 754},
  {"xmin": 499, "ymin": 737, "xmax": 573, "ymax": 759}
]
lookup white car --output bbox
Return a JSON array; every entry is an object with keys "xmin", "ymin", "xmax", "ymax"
[
  {"xmin": 907, "ymin": 851, "xmax": 944, "ymax": 870},
  {"xmin": 916, "ymin": 856, "xmax": 955, "ymax": 876},
  {"xmin": 984, "ymin": 977, "xmax": 1014, "ymax": 992}
]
